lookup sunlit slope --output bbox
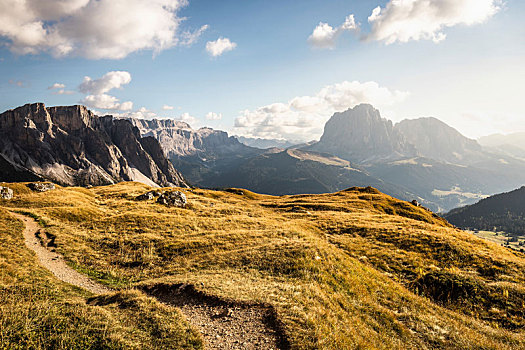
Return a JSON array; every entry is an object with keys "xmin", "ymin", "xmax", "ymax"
[
  {"xmin": 0, "ymin": 205, "xmax": 201, "ymax": 349},
  {"xmin": 2, "ymin": 182, "xmax": 525, "ymax": 349}
]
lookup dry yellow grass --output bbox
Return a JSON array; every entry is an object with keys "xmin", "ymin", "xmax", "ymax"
[
  {"xmin": 2, "ymin": 181, "xmax": 525, "ymax": 349},
  {"xmin": 0, "ymin": 200, "xmax": 202, "ymax": 349}
]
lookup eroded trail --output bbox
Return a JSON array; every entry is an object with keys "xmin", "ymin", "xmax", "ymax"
[
  {"xmin": 11, "ymin": 211, "xmax": 112, "ymax": 294},
  {"xmin": 10, "ymin": 211, "xmax": 288, "ymax": 350},
  {"xmin": 143, "ymin": 284, "xmax": 288, "ymax": 350}
]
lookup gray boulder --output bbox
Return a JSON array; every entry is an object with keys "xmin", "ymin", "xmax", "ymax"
[
  {"xmin": 27, "ymin": 182, "xmax": 55, "ymax": 192},
  {"xmin": 136, "ymin": 190, "xmax": 164, "ymax": 201},
  {"xmin": 0, "ymin": 186, "xmax": 13, "ymax": 200},
  {"xmin": 157, "ymin": 191, "xmax": 187, "ymax": 208}
]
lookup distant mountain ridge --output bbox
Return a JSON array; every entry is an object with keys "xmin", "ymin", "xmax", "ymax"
[
  {"xmin": 235, "ymin": 136, "xmax": 297, "ymax": 149},
  {"xmin": 128, "ymin": 118, "xmax": 256, "ymax": 160},
  {"xmin": 395, "ymin": 117, "xmax": 482, "ymax": 164},
  {"xmin": 478, "ymin": 132, "xmax": 525, "ymax": 159},
  {"xmin": 445, "ymin": 186, "xmax": 525, "ymax": 235},
  {"xmin": 0, "ymin": 103, "xmax": 187, "ymax": 187}
]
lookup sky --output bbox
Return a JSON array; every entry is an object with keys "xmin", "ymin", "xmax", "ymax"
[{"xmin": 0, "ymin": 0, "xmax": 523, "ymax": 142}]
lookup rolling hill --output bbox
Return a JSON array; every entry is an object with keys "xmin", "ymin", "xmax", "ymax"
[{"xmin": 1, "ymin": 181, "xmax": 525, "ymax": 348}]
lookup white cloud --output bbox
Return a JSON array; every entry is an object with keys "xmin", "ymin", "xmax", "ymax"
[
  {"xmin": 81, "ymin": 94, "xmax": 133, "ymax": 111},
  {"xmin": 233, "ymin": 81, "xmax": 409, "ymax": 141},
  {"xmin": 79, "ymin": 71, "xmax": 132, "ymax": 111},
  {"xmin": 48, "ymin": 82, "xmax": 75, "ymax": 95},
  {"xmin": 118, "ymin": 107, "xmax": 158, "ymax": 119},
  {"xmin": 308, "ymin": 15, "xmax": 359, "ymax": 49},
  {"xmin": 54, "ymin": 89, "xmax": 75, "ymax": 95},
  {"xmin": 180, "ymin": 24, "xmax": 209, "ymax": 46},
  {"xmin": 79, "ymin": 71, "xmax": 131, "ymax": 95},
  {"xmin": 177, "ymin": 112, "xmax": 199, "ymax": 127},
  {"xmin": 48, "ymin": 83, "xmax": 65, "ymax": 89},
  {"xmin": 206, "ymin": 112, "xmax": 222, "ymax": 120},
  {"xmin": 366, "ymin": 0, "xmax": 501, "ymax": 44},
  {"xmin": 0, "ymin": 0, "xmax": 208, "ymax": 59},
  {"xmin": 206, "ymin": 37, "xmax": 237, "ymax": 57},
  {"xmin": 162, "ymin": 105, "xmax": 175, "ymax": 110}
]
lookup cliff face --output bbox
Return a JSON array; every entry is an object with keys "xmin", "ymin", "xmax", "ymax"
[
  {"xmin": 307, "ymin": 104, "xmax": 417, "ymax": 163},
  {"xmin": 0, "ymin": 103, "xmax": 187, "ymax": 187},
  {"xmin": 129, "ymin": 118, "xmax": 256, "ymax": 160}
]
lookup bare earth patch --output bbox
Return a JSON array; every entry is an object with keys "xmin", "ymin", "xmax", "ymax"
[{"xmin": 142, "ymin": 284, "xmax": 290, "ymax": 350}]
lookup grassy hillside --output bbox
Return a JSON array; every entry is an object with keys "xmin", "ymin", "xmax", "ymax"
[
  {"xmin": 1, "ymin": 182, "xmax": 525, "ymax": 349},
  {"xmin": 0, "ymin": 204, "xmax": 202, "ymax": 349}
]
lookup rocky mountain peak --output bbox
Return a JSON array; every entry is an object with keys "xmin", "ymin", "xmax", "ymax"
[
  {"xmin": 395, "ymin": 117, "xmax": 482, "ymax": 163},
  {"xmin": 306, "ymin": 104, "xmax": 417, "ymax": 163},
  {"xmin": 0, "ymin": 103, "xmax": 187, "ymax": 187}
]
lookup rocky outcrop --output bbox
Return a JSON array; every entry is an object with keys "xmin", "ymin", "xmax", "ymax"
[
  {"xmin": 27, "ymin": 182, "xmax": 55, "ymax": 192},
  {"xmin": 0, "ymin": 186, "xmax": 13, "ymax": 200},
  {"xmin": 306, "ymin": 104, "xmax": 417, "ymax": 163},
  {"xmin": 157, "ymin": 191, "xmax": 187, "ymax": 207},
  {"xmin": 136, "ymin": 189, "xmax": 187, "ymax": 208},
  {"xmin": 136, "ymin": 189, "xmax": 163, "ymax": 201},
  {"xmin": 0, "ymin": 103, "xmax": 187, "ymax": 187}
]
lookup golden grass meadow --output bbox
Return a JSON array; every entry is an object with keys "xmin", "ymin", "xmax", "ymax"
[{"xmin": 1, "ymin": 182, "xmax": 525, "ymax": 349}]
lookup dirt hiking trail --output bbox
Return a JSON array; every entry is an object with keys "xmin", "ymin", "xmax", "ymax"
[{"xmin": 9, "ymin": 211, "xmax": 289, "ymax": 350}]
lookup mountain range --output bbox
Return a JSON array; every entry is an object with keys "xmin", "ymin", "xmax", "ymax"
[
  {"xmin": 0, "ymin": 103, "xmax": 187, "ymax": 187},
  {"xmin": 125, "ymin": 103, "xmax": 525, "ymax": 211},
  {"xmin": 2, "ymin": 103, "xmax": 525, "ymax": 212}
]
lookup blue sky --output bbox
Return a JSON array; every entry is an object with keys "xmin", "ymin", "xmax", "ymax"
[{"xmin": 0, "ymin": 0, "xmax": 523, "ymax": 141}]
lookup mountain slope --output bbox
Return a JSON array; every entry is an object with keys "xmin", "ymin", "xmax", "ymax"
[
  {"xmin": 0, "ymin": 205, "xmax": 202, "ymax": 349},
  {"xmin": 196, "ymin": 148, "xmax": 418, "ymax": 201},
  {"xmin": 0, "ymin": 103, "xmax": 187, "ymax": 187},
  {"xmin": 445, "ymin": 186, "xmax": 525, "ymax": 234},
  {"xmin": 2, "ymin": 182, "xmax": 525, "ymax": 348},
  {"xmin": 395, "ymin": 117, "xmax": 482, "ymax": 164}
]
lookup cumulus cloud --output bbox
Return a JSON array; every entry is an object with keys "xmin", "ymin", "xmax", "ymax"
[
  {"xmin": 0, "ymin": 0, "xmax": 207, "ymax": 59},
  {"xmin": 177, "ymin": 112, "xmax": 200, "ymax": 127},
  {"xmin": 162, "ymin": 105, "xmax": 175, "ymax": 110},
  {"xmin": 79, "ymin": 71, "xmax": 132, "ymax": 111},
  {"xmin": 206, "ymin": 37, "xmax": 237, "ymax": 57},
  {"xmin": 367, "ymin": 0, "xmax": 501, "ymax": 44},
  {"xmin": 81, "ymin": 94, "xmax": 133, "ymax": 111},
  {"xmin": 308, "ymin": 15, "xmax": 359, "ymax": 49},
  {"xmin": 48, "ymin": 82, "xmax": 75, "ymax": 95},
  {"xmin": 233, "ymin": 81, "xmax": 409, "ymax": 141},
  {"xmin": 48, "ymin": 83, "xmax": 65, "ymax": 89},
  {"xmin": 79, "ymin": 71, "xmax": 131, "ymax": 95},
  {"xmin": 117, "ymin": 107, "xmax": 158, "ymax": 119},
  {"xmin": 206, "ymin": 112, "xmax": 222, "ymax": 120}
]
